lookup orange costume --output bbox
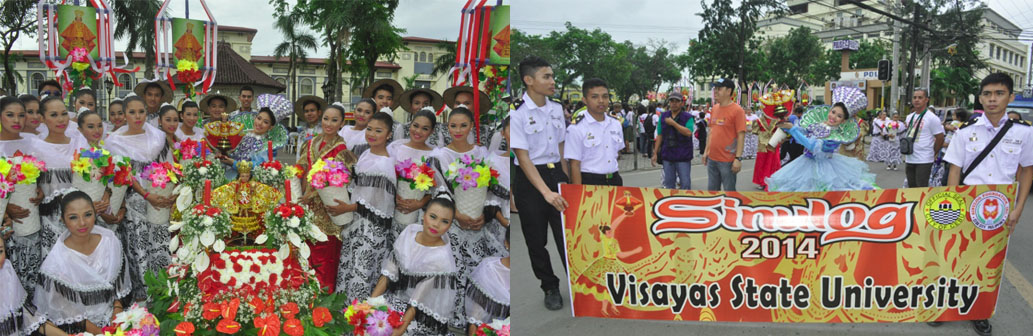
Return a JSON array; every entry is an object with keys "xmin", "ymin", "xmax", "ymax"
[
  {"xmin": 60, "ymin": 10, "xmax": 97, "ymax": 55},
  {"xmin": 174, "ymin": 23, "xmax": 203, "ymax": 62}
]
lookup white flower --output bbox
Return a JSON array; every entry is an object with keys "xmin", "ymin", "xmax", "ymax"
[
  {"xmin": 367, "ymin": 295, "xmax": 387, "ymax": 308},
  {"xmin": 276, "ymin": 244, "xmax": 290, "ymax": 260},
  {"xmin": 288, "ymin": 232, "xmax": 302, "ymax": 247},
  {"xmin": 191, "ymin": 253, "xmax": 210, "ymax": 273},
  {"xmin": 213, "ymin": 240, "xmax": 225, "ymax": 253},
  {"xmin": 255, "ymin": 234, "xmax": 268, "ymax": 244},
  {"xmin": 299, "ymin": 243, "xmax": 311, "ymax": 259},
  {"xmin": 169, "ymin": 236, "xmax": 180, "ymax": 253},
  {"xmin": 219, "ymin": 271, "xmax": 232, "ymax": 284},
  {"xmin": 288, "ymin": 217, "xmax": 301, "ymax": 228},
  {"xmin": 489, "ymin": 317, "xmax": 511, "ymax": 330},
  {"xmin": 113, "ymin": 305, "xmax": 146, "ymax": 328},
  {"xmin": 202, "ymin": 216, "xmax": 214, "ymax": 226},
  {"xmin": 198, "ymin": 167, "xmax": 208, "ymax": 175},
  {"xmin": 308, "ymin": 225, "xmax": 328, "ymax": 242},
  {"xmin": 200, "ymin": 230, "xmax": 215, "ymax": 247},
  {"xmin": 169, "ymin": 221, "xmax": 185, "ymax": 231}
]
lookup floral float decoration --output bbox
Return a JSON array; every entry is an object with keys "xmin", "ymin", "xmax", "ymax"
[{"xmin": 36, "ymin": 2, "xmax": 139, "ymax": 97}]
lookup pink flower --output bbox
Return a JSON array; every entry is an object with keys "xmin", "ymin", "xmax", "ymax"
[
  {"xmin": 72, "ymin": 47, "xmax": 88, "ymax": 62},
  {"xmin": 328, "ymin": 171, "xmax": 346, "ymax": 187},
  {"xmin": 500, "ymin": 325, "xmax": 510, "ymax": 336},
  {"xmin": 310, "ymin": 172, "xmax": 327, "ymax": 188},
  {"xmin": 461, "ymin": 155, "xmax": 473, "ymax": 165}
]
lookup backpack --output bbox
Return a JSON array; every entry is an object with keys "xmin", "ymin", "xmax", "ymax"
[{"xmin": 644, "ymin": 113, "xmax": 657, "ymax": 135}]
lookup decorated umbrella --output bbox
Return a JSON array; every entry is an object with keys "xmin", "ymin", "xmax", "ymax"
[
  {"xmin": 36, "ymin": 0, "xmax": 139, "ymax": 97},
  {"xmin": 150, "ymin": 0, "xmax": 218, "ymax": 100},
  {"xmin": 255, "ymin": 93, "xmax": 292, "ymax": 122}
]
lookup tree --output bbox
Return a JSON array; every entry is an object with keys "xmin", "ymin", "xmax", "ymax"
[
  {"xmin": 430, "ymin": 41, "xmax": 456, "ymax": 77},
  {"xmin": 897, "ymin": 0, "xmax": 985, "ymax": 110},
  {"xmin": 849, "ymin": 39, "xmax": 890, "ymax": 69},
  {"xmin": 340, "ymin": 0, "xmax": 407, "ymax": 89},
  {"xmin": 0, "ymin": 0, "xmax": 36, "ymax": 93},
  {"xmin": 763, "ymin": 27, "xmax": 838, "ymax": 88},
  {"xmin": 282, "ymin": 0, "xmax": 352, "ymax": 102},
  {"xmin": 111, "ymin": 0, "xmax": 161, "ymax": 78},
  {"xmin": 273, "ymin": 10, "xmax": 318, "ymax": 103},
  {"xmin": 695, "ymin": 0, "xmax": 786, "ymax": 88},
  {"xmin": 511, "ymin": 29, "xmax": 567, "ymax": 93}
]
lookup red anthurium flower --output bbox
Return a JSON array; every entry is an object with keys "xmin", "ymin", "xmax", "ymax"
[
  {"xmin": 167, "ymin": 299, "xmax": 181, "ymax": 313},
  {"xmin": 206, "ymin": 207, "xmax": 220, "ymax": 216},
  {"xmin": 387, "ymin": 310, "xmax": 403, "ymax": 328},
  {"xmin": 253, "ymin": 313, "xmax": 280, "ymax": 336},
  {"xmin": 293, "ymin": 205, "xmax": 304, "ymax": 217},
  {"xmin": 222, "ymin": 298, "xmax": 240, "ymax": 320},
  {"xmin": 283, "ymin": 318, "xmax": 304, "ymax": 336},
  {"xmin": 312, "ymin": 306, "xmax": 332, "ymax": 327},
  {"xmin": 102, "ymin": 326, "xmax": 117, "ymax": 334},
  {"xmin": 174, "ymin": 321, "xmax": 195, "ymax": 336},
  {"xmin": 249, "ymin": 297, "xmax": 265, "ymax": 313},
  {"xmin": 279, "ymin": 302, "xmax": 300, "ymax": 319},
  {"xmin": 216, "ymin": 318, "xmax": 242, "ymax": 334},
  {"xmin": 201, "ymin": 302, "xmax": 221, "ymax": 320}
]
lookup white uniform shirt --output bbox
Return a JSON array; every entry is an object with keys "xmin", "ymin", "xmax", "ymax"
[
  {"xmin": 509, "ymin": 92, "xmax": 565, "ymax": 166},
  {"xmin": 904, "ymin": 111, "xmax": 945, "ymax": 164},
  {"xmin": 944, "ymin": 114, "xmax": 1033, "ymax": 185},
  {"xmin": 564, "ymin": 113, "xmax": 624, "ymax": 174}
]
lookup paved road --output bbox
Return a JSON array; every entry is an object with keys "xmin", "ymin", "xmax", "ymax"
[{"xmin": 510, "ymin": 158, "xmax": 1033, "ymax": 335}]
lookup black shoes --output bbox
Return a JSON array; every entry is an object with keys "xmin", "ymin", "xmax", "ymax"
[
  {"xmin": 544, "ymin": 288, "xmax": 563, "ymax": 311},
  {"xmin": 972, "ymin": 319, "xmax": 992, "ymax": 336}
]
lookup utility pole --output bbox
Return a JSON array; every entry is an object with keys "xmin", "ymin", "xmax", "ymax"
[
  {"xmin": 891, "ymin": 10, "xmax": 901, "ymax": 114},
  {"xmin": 904, "ymin": 2, "xmax": 920, "ymax": 115}
]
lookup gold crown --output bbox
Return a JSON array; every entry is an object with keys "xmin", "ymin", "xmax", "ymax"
[{"xmin": 237, "ymin": 160, "xmax": 253, "ymax": 174}]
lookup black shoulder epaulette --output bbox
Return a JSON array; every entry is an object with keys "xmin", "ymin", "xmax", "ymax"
[
  {"xmin": 958, "ymin": 119, "xmax": 976, "ymax": 129},
  {"xmin": 1010, "ymin": 118, "xmax": 1032, "ymax": 127},
  {"xmin": 548, "ymin": 97, "xmax": 563, "ymax": 105},
  {"xmin": 511, "ymin": 98, "xmax": 525, "ymax": 111},
  {"xmin": 571, "ymin": 110, "xmax": 587, "ymax": 125}
]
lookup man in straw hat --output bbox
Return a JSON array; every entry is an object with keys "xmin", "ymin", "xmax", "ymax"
[
  {"xmin": 134, "ymin": 81, "xmax": 174, "ymax": 126},
  {"xmin": 365, "ymin": 78, "xmax": 402, "ymax": 113},
  {"xmin": 228, "ymin": 86, "xmax": 258, "ymax": 131},
  {"xmin": 198, "ymin": 91, "xmax": 238, "ymax": 128},
  {"xmin": 396, "ymin": 87, "xmax": 444, "ymax": 144}
]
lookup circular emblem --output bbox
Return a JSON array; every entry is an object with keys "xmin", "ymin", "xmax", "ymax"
[
  {"xmin": 969, "ymin": 191, "xmax": 1009, "ymax": 231},
  {"xmin": 924, "ymin": 192, "xmax": 966, "ymax": 230}
]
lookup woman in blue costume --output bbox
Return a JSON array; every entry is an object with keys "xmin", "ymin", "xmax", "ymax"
[
  {"xmin": 766, "ymin": 86, "xmax": 877, "ymax": 192},
  {"xmin": 221, "ymin": 94, "xmax": 291, "ymax": 178}
]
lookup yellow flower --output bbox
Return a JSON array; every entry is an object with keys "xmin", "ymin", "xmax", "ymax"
[
  {"xmin": 474, "ymin": 165, "xmax": 491, "ymax": 187},
  {"xmin": 176, "ymin": 59, "xmax": 198, "ymax": 72},
  {"xmin": 0, "ymin": 159, "xmax": 11, "ymax": 177},
  {"xmin": 72, "ymin": 62, "xmax": 90, "ymax": 72},
  {"xmin": 72, "ymin": 157, "xmax": 92, "ymax": 175},
  {"xmin": 21, "ymin": 164, "xmax": 40, "ymax": 183},
  {"xmin": 307, "ymin": 160, "xmax": 326, "ymax": 181},
  {"xmin": 286, "ymin": 165, "xmax": 301, "ymax": 177},
  {"xmin": 414, "ymin": 173, "xmax": 434, "ymax": 191}
]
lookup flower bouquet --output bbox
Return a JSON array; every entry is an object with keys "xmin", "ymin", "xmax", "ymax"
[
  {"xmin": 0, "ymin": 157, "xmax": 17, "ymax": 221},
  {"xmin": 169, "ymin": 191, "xmax": 232, "ymax": 274},
  {"xmin": 257, "ymin": 188, "xmax": 328, "ymax": 260},
  {"xmin": 8, "ymin": 155, "xmax": 46, "ymax": 235},
  {"xmin": 307, "ymin": 159, "xmax": 352, "ymax": 226},
  {"xmin": 285, "ymin": 165, "xmax": 304, "ymax": 204},
  {"xmin": 177, "ymin": 60, "xmax": 202, "ymax": 100},
  {"xmin": 179, "ymin": 139, "xmax": 226, "ymax": 196},
  {"xmin": 394, "ymin": 158, "xmax": 436, "ymax": 224},
  {"xmin": 475, "ymin": 318, "xmax": 511, "ymax": 336},
  {"xmin": 343, "ymin": 296, "xmax": 404, "ymax": 336},
  {"xmin": 108, "ymin": 156, "xmax": 134, "ymax": 216},
  {"xmin": 254, "ymin": 160, "xmax": 289, "ymax": 188},
  {"xmin": 70, "ymin": 147, "xmax": 115, "ymax": 203},
  {"xmin": 139, "ymin": 162, "xmax": 180, "ymax": 224},
  {"xmin": 885, "ymin": 121, "xmax": 900, "ymax": 140},
  {"xmin": 445, "ymin": 155, "xmax": 500, "ymax": 220}
]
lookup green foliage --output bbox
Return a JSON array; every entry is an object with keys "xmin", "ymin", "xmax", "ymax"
[
  {"xmin": 111, "ymin": 0, "xmax": 161, "ymax": 77},
  {"xmin": 0, "ymin": 0, "xmax": 36, "ymax": 93},
  {"xmin": 338, "ymin": 0, "xmax": 407, "ymax": 89},
  {"xmin": 849, "ymin": 39, "xmax": 890, "ymax": 69},
  {"xmin": 694, "ymin": 0, "xmax": 786, "ymax": 86},
  {"xmin": 762, "ymin": 27, "xmax": 838, "ymax": 88},
  {"xmin": 274, "ymin": 9, "xmax": 319, "ymax": 103},
  {"xmin": 930, "ymin": 66, "xmax": 979, "ymax": 106}
]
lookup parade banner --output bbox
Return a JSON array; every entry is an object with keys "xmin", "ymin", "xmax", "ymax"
[
  {"xmin": 57, "ymin": 5, "xmax": 99, "ymax": 59},
  {"xmin": 561, "ymin": 184, "xmax": 1015, "ymax": 322},
  {"xmin": 489, "ymin": 5, "xmax": 510, "ymax": 65},
  {"xmin": 172, "ymin": 18, "xmax": 206, "ymax": 66}
]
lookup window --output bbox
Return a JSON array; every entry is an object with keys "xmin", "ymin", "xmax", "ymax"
[
  {"xmin": 989, "ymin": 44, "xmax": 993, "ymax": 56},
  {"xmin": 376, "ymin": 71, "xmax": 392, "ymax": 78},
  {"xmin": 300, "ymin": 78, "xmax": 314, "ymax": 95},
  {"xmin": 117, "ymin": 74, "xmax": 133, "ymax": 97},
  {"xmin": 273, "ymin": 66, "xmax": 289, "ymax": 74},
  {"xmin": 415, "ymin": 80, "xmax": 431, "ymax": 89},
  {"xmin": 997, "ymin": 48, "xmax": 1001, "ymax": 60},
  {"xmin": 301, "ymin": 67, "xmax": 315, "ymax": 75},
  {"xmin": 427, "ymin": 53, "xmax": 434, "ymax": 62},
  {"xmin": 30, "ymin": 73, "xmax": 44, "ymax": 94},
  {"xmin": 789, "ymin": 3, "xmax": 808, "ymax": 14},
  {"xmin": 414, "ymin": 51, "xmax": 433, "ymax": 75},
  {"xmin": 419, "ymin": 52, "xmax": 427, "ymax": 62}
]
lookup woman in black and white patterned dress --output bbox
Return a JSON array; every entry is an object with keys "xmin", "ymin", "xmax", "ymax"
[{"xmin": 0, "ymin": 96, "xmax": 46, "ymax": 300}]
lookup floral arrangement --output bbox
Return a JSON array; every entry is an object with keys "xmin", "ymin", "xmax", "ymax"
[
  {"xmin": 446, "ymin": 155, "xmax": 500, "ymax": 191},
  {"xmin": 0, "ymin": 157, "xmax": 19, "ymax": 199},
  {"xmin": 254, "ymin": 160, "xmax": 294, "ymax": 187},
  {"xmin": 480, "ymin": 65, "xmax": 510, "ymax": 123},
  {"xmin": 67, "ymin": 47, "xmax": 99, "ymax": 95},
  {"xmin": 71, "ymin": 147, "xmax": 116, "ymax": 183},
  {"xmin": 169, "ymin": 201, "xmax": 233, "ymax": 274},
  {"xmin": 177, "ymin": 60, "xmax": 202, "ymax": 99},
  {"xmin": 139, "ymin": 162, "xmax": 180, "ymax": 189},
  {"xmin": 394, "ymin": 158, "xmax": 436, "ymax": 191},
  {"xmin": 111, "ymin": 156, "xmax": 135, "ymax": 187},
  {"xmin": 180, "ymin": 141, "xmax": 226, "ymax": 190},
  {"xmin": 475, "ymin": 318, "xmax": 511, "ymax": 336},
  {"xmin": 9, "ymin": 155, "xmax": 47, "ymax": 185},
  {"xmin": 306, "ymin": 159, "xmax": 350, "ymax": 190},
  {"xmin": 69, "ymin": 305, "xmax": 161, "ymax": 336},
  {"xmin": 884, "ymin": 121, "xmax": 901, "ymax": 139},
  {"xmin": 257, "ymin": 201, "xmax": 327, "ymax": 259},
  {"xmin": 342, "ymin": 296, "xmax": 404, "ymax": 336},
  {"xmin": 175, "ymin": 139, "xmax": 211, "ymax": 162}
]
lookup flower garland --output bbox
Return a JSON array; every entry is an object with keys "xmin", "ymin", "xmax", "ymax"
[
  {"xmin": 71, "ymin": 147, "xmax": 116, "ymax": 183},
  {"xmin": 9, "ymin": 155, "xmax": 47, "ymax": 185},
  {"xmin": 177, "ymin": 60, "xmax": 202, "ymax": 100},
  {"xmin": 394, "ymin": 158, "xmax": 436, "ymax": 191},
  {"xmin": 445, "ymin": 155, "xmax": 499, "ymax": 191},
  {"xmin": 306, "ymin": 159, "xmax": 350, "ymax": 190},
  {"xmin": 253, "ymin": 160, "xmax": 295, "ymax": 187},
  {"xmin": 169, "ymin": 200, "xmax": 233, "ymax": 274},
  {"xmin": 257, "ymin": 200, "xmax": 327, "ymax": 260},
  {"xmin": 68, "ymin": 47, "xmax": 100, "ymax": 96},
  {"xmin": 139, "ymin": 162, "xmax": 181, "ymax": 189},
  {"xmin": 342, "ymin": 297, "xmax": 404, "ymax": 336}
]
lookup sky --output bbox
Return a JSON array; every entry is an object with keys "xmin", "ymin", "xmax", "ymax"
[{"xmin": 12, "ymin": 0, "xmax": 464, "ymax": 58}]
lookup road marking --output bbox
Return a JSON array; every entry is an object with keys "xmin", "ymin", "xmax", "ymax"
[{"xmin": 1005, "ymin": 259, "xmax": 1033, "ymax": 309}]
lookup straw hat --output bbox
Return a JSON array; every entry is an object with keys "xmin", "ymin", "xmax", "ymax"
[
  {"xmin": 294, "ymin": 95, "xmax": 327, "ymax": 121},
  {"xmin": 133, "ymin": 81, "xmax": 173, "ymax": 104},
  {"xmin": 397, "ymin": 88, "xmax": 444, "ymax": 113},
  {"xmin": 442, "ymin": 86, "xmax": 491, "ymax": 115},
  {"xmin": 362, "ymin": 79, "xmax": 403, "ymax": 110},
  {"xmin": 199, "ymin": 92, "xmax": 238, "ymax": 114}
]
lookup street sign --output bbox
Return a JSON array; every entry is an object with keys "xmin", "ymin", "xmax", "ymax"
[{"xmin": 832, "ymin": 40, "xmax": 860, "ymax": 51}]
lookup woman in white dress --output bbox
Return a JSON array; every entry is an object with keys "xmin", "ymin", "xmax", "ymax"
[
  {"xmin": 0, "ymin": 228, "xmax": 49, "ymax": 336},
  {"xmin": 465, "ymin": 228, "xmax": 509, "ymax": 334},
  {"xmin": 0, "ymin": 97, "xmax": 46, "ymax": 299},
  {"xmin": 866, "ymin": 110, "xmax": 890, "ymax": 162},
  {"xmin": 484, "ymin": 118, "xmax": 510, "ymax": 248},
  {"xmin": 16, "ymin": 94, "xmax": 42, "ymax": 137},
  {"xmin": 33, "ymin": 191, "xmax": 131, "ymax": 334},
  {"xmin": 389, "ymin": 108, "xmax": 436, "ymax": 237},
  {"xmin": 105, "ymin": 99, "xmax": 126, "ymax": 136},
  {"xmin": 334, "ymin": 111, "xmax": 397, "ymax": 302},
  {"xmin": 77, "ymin": 110, "xmax": 129, "ymax": 231},
  {"xmin": 429, "ymin": 107, "xmax": 506, "ymax": 330},
  {"xmin": 337, "ymin": 98, "xmax": 376, "ymax": 157},
  {"xmin": 104, "ymin": 96, "xmax": 177, "ymax": 302},
  {"xmin": 174, "ymin": 100, "xmax": 205, "ymax": 142}
]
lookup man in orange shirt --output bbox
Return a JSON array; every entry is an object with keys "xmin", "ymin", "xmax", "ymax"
[{"xmin": 702, "ymin": 78, "xmax": 746, "ymax": 191}]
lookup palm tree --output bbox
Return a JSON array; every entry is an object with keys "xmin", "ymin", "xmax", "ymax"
[
  {"xmin": 430, "ymin": 41, "xmax": 456, "ymax": 77},
  {"xmin": 274, "ymin": 12, "xmax": 318, "ymax": 103},
  {"xmin": 111, "ymin": 0, "xmax": 161, "ymax": 77}
]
